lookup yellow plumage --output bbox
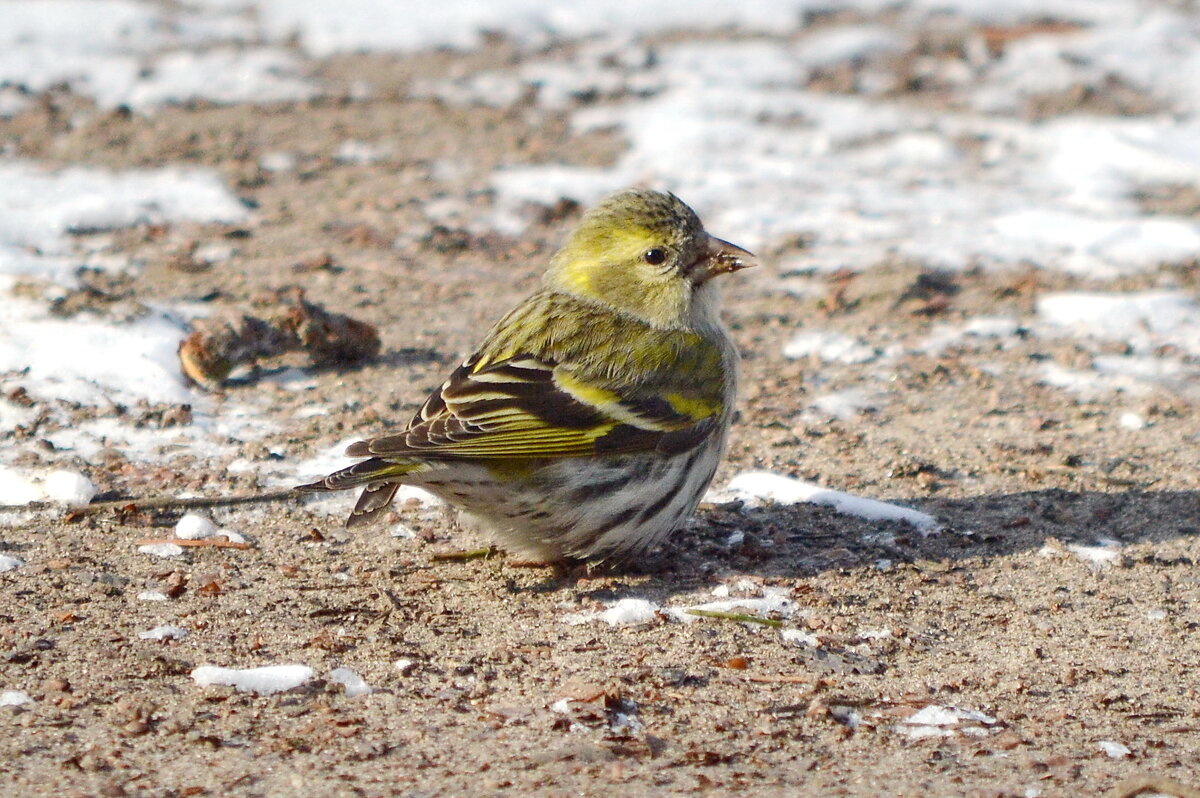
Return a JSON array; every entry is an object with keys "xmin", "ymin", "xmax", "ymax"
[{"xmin": 297, "ymin": 188, "xmax": 753, "ymax": 563}]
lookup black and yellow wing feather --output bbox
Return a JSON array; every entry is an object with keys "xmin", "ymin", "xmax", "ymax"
[
  {"xmin": 347, "ymin": 292, "xmax": 727, "ymax": 463},
  {"xmin": 297, "ymin": 291, "xmax": 728, "ymax": 521}
]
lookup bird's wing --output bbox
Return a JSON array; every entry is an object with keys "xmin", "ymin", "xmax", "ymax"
[{"xmin": 346, "ymin": 348, "xmax": 724, "ymax": 461}]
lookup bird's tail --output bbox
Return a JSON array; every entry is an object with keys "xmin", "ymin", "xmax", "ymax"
[{"xmin": 295, "ymin": 457, "xmax": 422, "ymax": 528}]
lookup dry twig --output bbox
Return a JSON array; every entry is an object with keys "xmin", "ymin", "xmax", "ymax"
[
  {"xmin": 683, "ymin": 609, "xmax": 784, "ymax": 627},
  {"xmin": 135, "ymin": 538, "xmax": 252, "ymax": 550}
]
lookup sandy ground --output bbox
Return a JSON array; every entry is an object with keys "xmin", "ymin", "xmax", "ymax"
[{"xmin": 2, "ymin": 39, "xmax": 1200, "ymax": 798}]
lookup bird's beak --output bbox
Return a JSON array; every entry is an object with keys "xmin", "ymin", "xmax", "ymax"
[{"xmin": 688, "ymin": 235, "xmax": 757, "ymax": 284}]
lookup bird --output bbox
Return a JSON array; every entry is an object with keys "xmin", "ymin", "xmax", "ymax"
[{"xmin": 296, "ymin": 188, "xmax": 754, "ymax": 564}]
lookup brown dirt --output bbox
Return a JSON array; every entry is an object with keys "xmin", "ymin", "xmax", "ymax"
[{"xmin": 1, "ymin": 44, "xmax": 1199, "ymax": 798}]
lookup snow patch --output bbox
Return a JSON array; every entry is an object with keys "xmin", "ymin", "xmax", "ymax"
[
  {"xmin": 253, "ymin": 0, "xmax": 829, "ymax": 58},
  {"xmin": 173, "ymin": 518, "xmax": 248, "ymax": 544},
  {"xmin": 565, "ymin": 598, "xmax": 661, "ymax": 627},
  {"xmin": 0, "ymin": 1, "xmax": 313, "ymax": 110},
  {"xmin": 808, "ymin": 389, "xmax": 877, "ymax": 420},
  {"xmin": 920, "ymin": 317, "xmax": 1022, "ymax": 355},
  {"xmin": 1038, "ymin": 292, "xmax": 1200, "ymax": 356},
  {"xmin": 329, "ymin": 667, "xmax": 373, "ymax": 697},
  {"xmin": 673, "ymin": 587, "xmax": 797, "ymax": 624},
  {"xmin": 0, "ymin": 690, "xmax": 32, "ymax": 706},
  {"xmin": 900, "ymin": 705, "xmax": 998, "ymax": 739},
  {"xmin": 139, "ymin": 624, "xmax": 188, "ymax": 641},
  {"xmin": 0, "ymin": 163, "xmax": 247, "ymax": 283},
  {"xmin": 490, "ymin": 44, "xmax": 1200, "ymax": 277},
  {"xmin": 1066, "ymin": 540, "xmax": 1124, "ymax": 566},
  {"xmin": 782, "ymin": 628, "xmax": 820, "ymax": 647},
  {"xmin": 0, "ymin": 295, "xmax": 195, "ymax": 406},
  {"xmin": 138, "ymin": 543, "xmax": 185, "ymax": 558},
  {"xmin": 191, "ymin": 664, "xmax": 314, "ymax": 695},
  {"xmin": 1098, "ymin": 740, "xmax": 1132, "ymax": 759},
  {"xmin": 0, "ymin": 468, "xmax": 95, "ymax": 506},
  {"xmin": 784, "ymin": 331, "xmax": 881, "ymax": 364},
  {"xmin": 1118, "ymin": 412, "xmax": 1147, "ymax": 430},
  {"xmin": 710, "ymin": 471, "xmax": 939, "ymax": 532}
]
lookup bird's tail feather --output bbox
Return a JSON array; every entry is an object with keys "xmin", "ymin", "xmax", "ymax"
[
  {"xmin": 294, "ymin": 457, "xmax": 420, "ymax": 492},
  {"xmin": 295, "ymin": 457, "xmax": 423, "ymax": 528},
  {"xmin": 347, "ymin": 481, "xmax": 402, "ymax": 527}
]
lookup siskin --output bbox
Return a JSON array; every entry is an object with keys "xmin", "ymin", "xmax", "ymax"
[{"xmin": 297, "ymin": 188, "xmax": 754, "ymax": 563}]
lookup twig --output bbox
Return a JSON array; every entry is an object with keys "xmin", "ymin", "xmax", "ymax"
[
  {"xmin": 683, "ymin": 609, "xmax": 784, "ymax": 627},
  {"xmin": 743, "ymin": 674, "xmax": 815, "ymax": 684},
  {"xmin": 0, "ymin": 500, "xmax": 57, "ymax": 514},
  {"xmin": 79, "ymin": 489, "xmax": 301, "ymax": 514},
  {"xmin": 0, "ymin": 489, "xmax": 304, "ymax": 517},
  {"xmin": 135, "ymin": 538, "xmax": 252, "ymax": 550},
  {"xmin": 430, "ymin": 547, "xmax": 497, "ymax": 562}
]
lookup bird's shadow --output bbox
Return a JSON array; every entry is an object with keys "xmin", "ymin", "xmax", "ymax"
[
  {"xmin": 367, "ymin": 347, "xmax": 447, "ymax": 370},
  {"xmin": 227, "ymin": 347, "xmax": 445, "ymax": 387},
  {"xmin": 583, "ymin": 487, "xmax": 1199, "ymax": 598}
]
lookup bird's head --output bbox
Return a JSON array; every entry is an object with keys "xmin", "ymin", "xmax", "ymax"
[{"xmin": 543, "ymin": 189, "xmax": 755, "ymax": 329}]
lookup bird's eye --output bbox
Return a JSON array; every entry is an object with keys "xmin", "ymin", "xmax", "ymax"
[{"xmin": 642, "ymin": 248, "xmax": 667, "ymax": 265}]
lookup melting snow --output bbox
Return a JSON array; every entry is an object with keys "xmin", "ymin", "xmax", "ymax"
[
  {"xmin": 782, "ymin": 628, "xmax": 821, "ymax": 647},
  {"xmin": 191, "ymin": 664, "xmax": 314, "ymax": 695},
  {"xmin": 139, "ymin": 624, "xmax": 189, "ymax": 641},
  {"xmin": 564, "ymin": 587, "xmax": 798, "ymax": 627},
  {"xmin": 175, "ymin": 514, "xmax": 220, "ymax": 540},
  {"xmin": 784, "ymin": 331, "xmax": 881, "ymax": 364},
  {"xmin": 0, "ymin": 294, "xmax": 194, "ymax": 406},
  {"xmin": 0, "ymin": 163, "xmax": 247, "ymax": 283},
  {"xmin": 564, "ymin": 598, "xmax": 661, "ymax": 627},
  {"xmin": 710, "ymin": 471, "xmax": 939, "ymax": 532},
  {"xmin": 900, "ymin": 705, "xmax": 998, "ymax": 739},
  {"xmin": 1066, "ymin": 540, "xmax": 1124, "ymax": 566},
  {"xmin": 0, "ymin": 468, "xmax": 95, "ymax": 506},
  {"xmin": 0, "ymin": 690, "xmax": 32, "ymax": 706},
  {"xmin": 0, "ymin": 161, "xmax": 277, "ymax": 479},
  {"xmin": 807, "ymin": 389, "xmax": 877, "ymax": 421},
  {"xmin": 329, "ymin": 667, "xmax": 373, "ymax": 697},
  {"xmin": 672, "ymin": 588, "xmax": 798, "ymax": 624},
  {"xmin": 138, "ymin": 543, "xmax": 185, "ymax": 558},
  {"xmin": 1098, "ymin": 740, "xmax": 1132, "ymax": 759},
  {"xmin": 0, "ymin": 0, "xmax": 312, "ymax": 110}
]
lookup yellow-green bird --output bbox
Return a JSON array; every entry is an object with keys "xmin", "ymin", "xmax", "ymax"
[{"xmin": 297, "ymin": 188, "xmax": 754, "ymax": 563}]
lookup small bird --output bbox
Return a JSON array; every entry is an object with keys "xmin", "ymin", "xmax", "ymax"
[{"xmin": 297, "ymin": 188, "xmax": 754, "ymax": 563}]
